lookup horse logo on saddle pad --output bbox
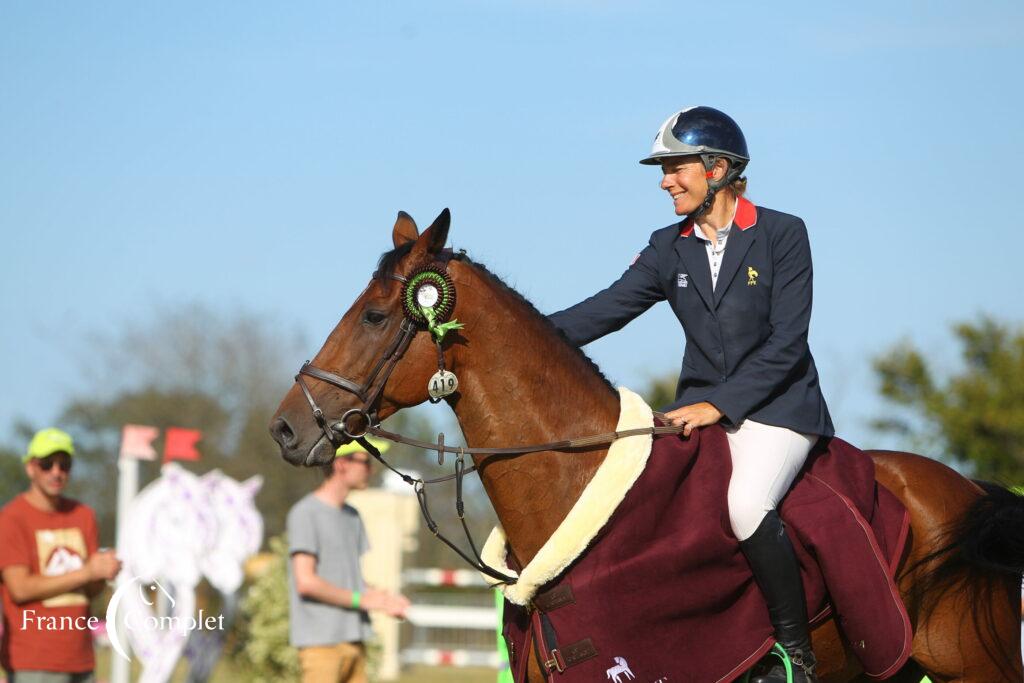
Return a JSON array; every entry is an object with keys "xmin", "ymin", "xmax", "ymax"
[{"xmin": 605, "ymin": 656, "xmax": 635, "ymax": 683}]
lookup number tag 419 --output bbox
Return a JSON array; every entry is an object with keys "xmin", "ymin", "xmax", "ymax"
[{"xmin": 428, "ymin": 370, "xmax": 459, "ymax": 400}]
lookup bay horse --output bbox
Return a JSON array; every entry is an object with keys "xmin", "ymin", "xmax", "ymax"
[{"xmin": 269, "ymin": 209, "xmax": 1024, "ymax": 682}]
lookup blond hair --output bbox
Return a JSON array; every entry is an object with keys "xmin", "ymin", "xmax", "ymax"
[{"xmin": 729, "ymin": 176, "xmax": 747, "ymax": 197}]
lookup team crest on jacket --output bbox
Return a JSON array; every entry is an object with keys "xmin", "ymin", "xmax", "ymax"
[
  {"xmin": 677, "ymin": 273, "xmax": 689, "ymax": 288},
  {"xmin": 747, "ymin": 266, "xmax": 759, "ymax": 286}
]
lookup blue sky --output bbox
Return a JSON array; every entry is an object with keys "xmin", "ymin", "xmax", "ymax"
[{"xmin": 2, "ymin": 1, "xmax": 1022, "ymax": 452}]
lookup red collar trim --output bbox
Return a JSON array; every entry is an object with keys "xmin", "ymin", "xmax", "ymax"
[
  {"xmin": 679, "ymin": 217, "xmax": 694, "ymax": 237},
  {"xmin": 678, "ymin": 197, "xmax": 757, "ymax": 237},
  {"xmin": 735, "ymin": 196, "xmax": 757, "ymax": 230}
]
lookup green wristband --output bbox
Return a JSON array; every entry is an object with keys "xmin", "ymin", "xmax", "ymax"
[{"xmin": 350, "ymin": 591, "xmax": 361, "ymax": 610}]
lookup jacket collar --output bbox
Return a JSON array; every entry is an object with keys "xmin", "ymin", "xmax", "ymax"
[
  {"xmin": 679, "ymin": 216, "xmax": 695, "ymax": 238},
  {"xmin": 678, "ymin": 196, "xmax": 757, "ymax": 237},
  {"xmin": 734, "ymin": 195, "xmax": 757, "ymax": 230}
]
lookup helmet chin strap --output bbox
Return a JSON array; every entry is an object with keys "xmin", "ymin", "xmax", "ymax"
[
  {"xmin": 690, "ymin": 187, "xmax": 717, "ymax": 220},
  {"xmin": 689, "ymin": 154, "xmax": 723, "ymax": 220}
]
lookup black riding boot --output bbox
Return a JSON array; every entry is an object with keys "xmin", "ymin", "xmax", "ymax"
[{"xmin": 740, "ymin": 511, "xmax": 818, "ymax": 683}]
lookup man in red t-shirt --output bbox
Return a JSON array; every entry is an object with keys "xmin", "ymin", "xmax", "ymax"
[{"xmin": 0, "ymin": 428, "xmax": 121, "ymax": 683}]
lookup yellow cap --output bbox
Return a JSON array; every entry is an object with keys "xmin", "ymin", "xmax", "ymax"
[
  {"xmin": 25, "ymin": 428, "xmax": 75, "ymax": 463},
  {"xmin": 336, "ymin": 437, "xmax": 391, "ymax": 457}
]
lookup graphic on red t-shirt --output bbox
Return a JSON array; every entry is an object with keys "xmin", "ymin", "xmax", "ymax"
[{"xmin": 36, "ymin": 527, "xmax": 88, "ymax": 607}]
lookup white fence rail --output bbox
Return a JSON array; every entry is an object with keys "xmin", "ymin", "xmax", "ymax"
[
  {"xmin": 402, "ymin": 567, "xmax": 492, "ymax": 587},
  {"xmin": 401, "ymin": 647, "xmax": 503, "ymax": 667},
  {"xmin": 401, "ymin": 567, "xmax": 500, "ymax": 670}
]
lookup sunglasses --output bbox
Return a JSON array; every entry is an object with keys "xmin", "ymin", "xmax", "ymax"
[
  {"xmin": 36, "ymin": 454, "xmax": 72, "ymax": 473},
  {"xmin": 345, "ymin": 456, "xmax": 372, "ymax": 467}
]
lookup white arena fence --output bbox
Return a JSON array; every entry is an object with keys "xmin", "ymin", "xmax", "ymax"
[{"xmin": 400, "ymin": 568, "xmax": 503, "ymax": 668}]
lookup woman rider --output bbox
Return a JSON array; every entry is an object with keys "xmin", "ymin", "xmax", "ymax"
[{"xmin": 549, "ymin": 106, "xmax": 833, "ymax": 683}]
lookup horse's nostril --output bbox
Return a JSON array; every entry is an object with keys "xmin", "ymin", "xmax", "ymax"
[{"xmin": 271, "ymin": 417, "xmax": 297, "ymax": 448}]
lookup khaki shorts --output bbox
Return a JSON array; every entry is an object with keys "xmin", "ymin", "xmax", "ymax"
[{"xmin": 299, "ymin": 642, "xmax": 367, "ymax": 683}]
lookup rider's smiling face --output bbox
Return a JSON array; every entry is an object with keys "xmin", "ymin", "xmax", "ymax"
[{"xmin": 660, "ymin": 156, "xmax": 710, "ymax": 216}]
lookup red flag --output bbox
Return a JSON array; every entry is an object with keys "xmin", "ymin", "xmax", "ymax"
[
  {"xmin": 120, "ymin": 424, "xmax": 159, "ymax": 461},
  {"xmin": 164, "ymin": 427, "xmax": 202, "ymax": 463}
]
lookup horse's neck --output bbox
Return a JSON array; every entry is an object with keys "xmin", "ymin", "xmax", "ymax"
[{"xmin": 449, "ymin": 269, "xmax": 620, "ymax": 565}]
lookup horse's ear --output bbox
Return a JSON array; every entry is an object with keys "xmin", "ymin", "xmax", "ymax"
[
  {"xmin": 241, "ymin": 474, "xmax": 263, "ymax": 497},
  {"xmin": 414, "ymin": 208, "xmax": 450, "ymax": 256},
  {"xmin": 393, "ymin": 211, "xmax": 419, "ymax": 248},
  {"xmin": 161, "ymin": 462, "xmax": 183, "ymax": 478}
]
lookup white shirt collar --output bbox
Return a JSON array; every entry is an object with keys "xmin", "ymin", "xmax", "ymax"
[{"xmin": 692, "ymin": 198, "xmax": 739, "ymax": 243}]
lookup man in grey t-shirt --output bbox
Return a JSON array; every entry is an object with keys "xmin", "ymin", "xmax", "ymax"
[{"xmin": 287, "ymin": 439, "xmax": 410, "ymax": 683}]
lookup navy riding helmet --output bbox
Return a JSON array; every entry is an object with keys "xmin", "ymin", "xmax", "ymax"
[
  {"xmin": 640, "ymin": 106, "xmax": 750, "ymax": 217},
  {"xmin": 641, "ymin": 106, "xmax": 749, "ymax": 182}
]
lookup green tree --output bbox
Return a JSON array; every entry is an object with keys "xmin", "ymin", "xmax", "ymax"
[
  {"xmin": 642, "ymin": 374, "xmax": 678, "ymax": 412},
  {"xmin": 872, "ymin": 317, "xmax": 1024, "ymax": 482},
  {"xmin": 0, "ymin": 447, "xmax": 26, "ymax": 505},
  {"xmin": 232, "ymin": 535, "xmax": 301, "ymax": 683},
  {"xmin": 2, "ymin": 421, "xmax": 55, "ymax": 506},
  {"xmin": 58, "ymin": 388, "xmax": 234, "ymax": 544},
  {"xmin": 58, "ymin": 302, "xmax": 319, "ymax": 541}
]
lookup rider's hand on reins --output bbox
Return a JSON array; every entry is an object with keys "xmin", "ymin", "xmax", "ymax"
[{"xmin": 664, "ymin": 402, "xmax": 724, "ymax": 437}]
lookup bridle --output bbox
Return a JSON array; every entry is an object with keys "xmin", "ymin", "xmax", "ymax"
[
  {"xmin": 295, "ymin": 271, "xmax": 417, "ymax": 446},
  {"xmin": 295, "ymin": 252, "xmax": 463, "ymax": 434},
  {"xmin": 291, "ymin": 254, "xmax": 686, "ymax": 584},
  {"xmin": 293, "ymin": 255, "xmax": 525, "ymax": 581}
]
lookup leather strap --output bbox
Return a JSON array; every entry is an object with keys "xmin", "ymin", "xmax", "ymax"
[
  {"xmin": 531, "ymin": 610, "xmax": 560, "ymax": 681},
  {"xmin": 530, "ymin": 610, "xmax": 597, "ymax": 677},
  {"xmin": 299, "ymin": 363, "xmax": 368, "ymax": 402},
  {"xmin": 366, "ymin": 420, "xmax": 682, "ymax": 458}
]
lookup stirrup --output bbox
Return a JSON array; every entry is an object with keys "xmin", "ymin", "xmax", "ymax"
[{"xmin": 739, "ymin": 644, "xmax": 794, "ymax": 683}]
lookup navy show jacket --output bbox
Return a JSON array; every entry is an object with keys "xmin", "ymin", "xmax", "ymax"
[{"xmin": 549, "ymin": 196, "xmax": 834, "ymax": 437}]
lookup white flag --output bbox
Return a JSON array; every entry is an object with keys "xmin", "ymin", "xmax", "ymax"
[{"xmin": 119, "ymin": 424, "xmax": 158, "ymax": 461}]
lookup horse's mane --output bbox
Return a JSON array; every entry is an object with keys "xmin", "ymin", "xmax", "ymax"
[{"xmin": 377, "ymin": 244, "xmax": 616, "ymax": 394}]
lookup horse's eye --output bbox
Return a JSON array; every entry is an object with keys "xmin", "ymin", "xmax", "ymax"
[{"xmin": 363, "ymin": 310, "xmax": 388, "ymax": 326}]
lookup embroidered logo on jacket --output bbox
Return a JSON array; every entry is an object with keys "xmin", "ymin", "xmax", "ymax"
[
  {"xmin": 677, "ymin": 273, "xmax": 689, "ymax": 288},
  {"xmin": 747, "ymin": 266, "xmax": 759, "ymax": 286},
  {"xmin": 605, "ymin": 656, "xmax": 635, "ymax": 682}
]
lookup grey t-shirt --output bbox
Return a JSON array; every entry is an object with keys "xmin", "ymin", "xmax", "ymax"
[{"xmin": 287, "ymin": 493, "xmax": 373, "ymax": 647}]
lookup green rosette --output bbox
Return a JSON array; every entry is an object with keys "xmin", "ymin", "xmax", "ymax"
[{"xmin": 402, "ymin": 268, "xmax": 463, "ymax": 342}]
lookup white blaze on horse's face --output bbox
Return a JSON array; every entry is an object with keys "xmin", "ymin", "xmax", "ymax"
[{"xmin": 269, "ymin": 208, "xmax": 455, "ymax": 468}]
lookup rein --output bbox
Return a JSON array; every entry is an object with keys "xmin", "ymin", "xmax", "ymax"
[
  {"xmin": 366, "ymin": 421, "xmax": 685, "ymax": 458},
  {"xmin": 350, "ymin": 421, "xmax": 683, "ymax": 585},
  {"xmin": 292, "ymin": 255, "xmax": 686, "ymax": 584}
]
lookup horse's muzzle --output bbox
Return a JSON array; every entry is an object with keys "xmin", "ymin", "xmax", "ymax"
[{"xmin": 270, "ymin": 417, "xmax": 335, "ymax": 467}]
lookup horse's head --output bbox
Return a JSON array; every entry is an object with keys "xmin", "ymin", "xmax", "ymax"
[
  {"xmin": 269, "ymin": 208, "xmax": 461, "ymax": 466},
  {"xmin": 199, "ymin": 470, "xmax": 264, "ymax": 593},
  {"xmin": 126, "ymin": 463, "xmax": 216, "ymax": 587}
]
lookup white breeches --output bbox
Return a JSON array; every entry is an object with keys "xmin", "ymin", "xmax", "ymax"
[{"xmin": 725, "ymin": 419, "xmax": 817, "ymax": 541}]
